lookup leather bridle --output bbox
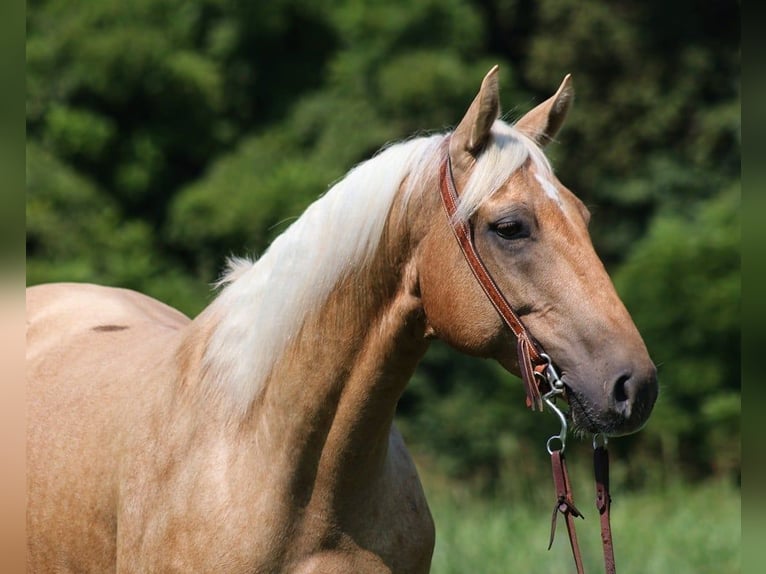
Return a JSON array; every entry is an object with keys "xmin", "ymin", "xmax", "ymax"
[
  {"xmin": 438, "ymin": 149, "xmax": 616, "ymax": 573},
  {"xmin": 438, "ymin": 154, "xmax": 551, "ymax": 411}
]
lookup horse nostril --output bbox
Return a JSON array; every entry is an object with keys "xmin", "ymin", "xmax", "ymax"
[
  {"xmin": 611, "ymin": 366, "xmax": 658, "ymax": 425},
  {"xmin": 613, "ymin": 373, "xmax": 631, "ymax": 404},
  {"xmin": 612, "ymin": 373, "xmax": 634, "ymax": 417}
]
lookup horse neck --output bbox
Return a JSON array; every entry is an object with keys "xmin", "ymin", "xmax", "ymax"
[
  {"xmin": 180, "ymin": 186, "xmax": 432, "ymax": 497},
  {"xmin": 266, "ymin": 252, "xmax": 427, "ymax": 490}
]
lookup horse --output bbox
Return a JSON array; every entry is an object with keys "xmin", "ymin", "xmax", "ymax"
[{"xmin": 27, "ymin": 66, "xmax": 658, "ymax": 573}]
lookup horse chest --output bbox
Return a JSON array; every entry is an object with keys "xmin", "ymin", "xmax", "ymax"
[
  {"xmin": 117, "ymin": 428, "xmax": 434, "ymax": 573},
  {"xmin": 280, "ymin": 447, "xmax": 435, "ymax": 573},
  {"xmin": 262, "ymin": 435, "xmax": 435, "ymax": 573}
]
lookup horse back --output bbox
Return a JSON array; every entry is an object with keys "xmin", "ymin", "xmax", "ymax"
[{"xmin": 26, "ymin": 283, "xmax": 190, "ymax": 572}]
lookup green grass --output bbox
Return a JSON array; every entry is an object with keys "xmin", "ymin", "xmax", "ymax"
[{"xmin": 425, "ymin": 479, "xmax": 740, "ymax": 573}]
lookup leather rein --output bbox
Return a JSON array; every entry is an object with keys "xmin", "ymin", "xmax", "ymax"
[{"xmin": 438, "ymin": 151, "xmax": 617, "ymax": 574}]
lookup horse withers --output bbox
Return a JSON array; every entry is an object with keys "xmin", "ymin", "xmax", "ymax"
[{"xmin": 27, "ymin": 67, "xmax": 657, "ymax": 573}]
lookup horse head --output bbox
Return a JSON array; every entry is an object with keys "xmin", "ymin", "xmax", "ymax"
[{"xmin": 418, "ymin": 67, "xmax": 658, "ymax": 437}]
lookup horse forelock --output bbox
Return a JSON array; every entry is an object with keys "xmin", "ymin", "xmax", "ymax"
[
  {"xmin": 198, "ymin": 121, "xmax": 550, "ymax": 414},
  {"xmin": 453, "ymin": 121, "xmax": 553, "ymax": 223}
]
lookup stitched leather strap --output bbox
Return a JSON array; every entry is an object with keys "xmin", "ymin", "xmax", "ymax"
[
  {"xmin": 549, "ymin": 450, "xmax": 585, "ymax": 573},
  {"xmin": 438, "ymin": 155, "xmax": 547, "ymax": 410},
  {"xmin": 594, "ymin": 446, "xmax": 616, "ymax": 573}
]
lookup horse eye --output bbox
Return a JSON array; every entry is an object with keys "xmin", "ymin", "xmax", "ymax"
[{"xmin": 492, "ymin": 220, "xmax": 529, "ymax": 240}]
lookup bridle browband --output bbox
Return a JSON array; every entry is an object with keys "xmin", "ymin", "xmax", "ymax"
[{"xmin": 438, "ymin": 145, "xmax": 616, "ymax": 574}]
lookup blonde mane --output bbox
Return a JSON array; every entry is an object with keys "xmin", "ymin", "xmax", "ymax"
[{"xmin": 199, "ymin": 121, "xmax": 552, "ymax": 412}]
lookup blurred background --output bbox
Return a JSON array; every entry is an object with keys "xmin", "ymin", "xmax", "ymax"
[{"xmin": 26, "ymin": 0, "xmax": 740, "ymax": 571}]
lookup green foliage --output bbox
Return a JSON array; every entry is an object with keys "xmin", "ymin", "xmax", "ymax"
[
  {"xmin": 27, "ymin": 0, "xmax": 226, "ymax": 211},
  {"xmin": 26, "ymin": 0, "xmax": 740, "ymax": 492},
  {"xmin": 42, "ymin": 104, "xmax": 116, "ymax": 162},
  {"xmin": 27, "ymin": 142, "xmax": 210, "ymax": 315},
  {"xmin": 614, "ymin": 185, "xmax": 740, "ymax": 479},
  {"xmin": 167, "ymin": 128, "xmax": 343, "ymax": 276},
  {"xmin": 27, "ymin": 142, "xmax": 155, "ymax": 285},
  {"xmin": 520, "ymin": 0, "xmax": 740, "ymax": 265}
]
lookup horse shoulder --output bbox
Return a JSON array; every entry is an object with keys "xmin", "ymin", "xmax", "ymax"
[
  {"xmin": 379, "ymin": 425, "xmax": 435, "ymax": 572},
  {"xmin": 322, "ymin": 426, "xmax": 434, "ymax": 573}
]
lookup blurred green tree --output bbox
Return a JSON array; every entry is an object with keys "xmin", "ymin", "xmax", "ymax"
[
  {"xmin": 614, "ymin": 184, "xmax": 740, "ymax": 482},
  {"xmin": 26, "ymin": 0, "xmax": 740, "ymax": 491}
]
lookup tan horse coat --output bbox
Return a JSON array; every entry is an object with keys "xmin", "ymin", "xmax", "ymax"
[
  {"xmin": 28, "ymin": 276, "xmax": 433, "ymax": 572},
  {"xmin": 27, "ymin": 68, "xmax": 657, "ymax": 573}
]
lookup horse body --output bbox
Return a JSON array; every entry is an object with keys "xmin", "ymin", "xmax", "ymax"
[
  {"xmin": 27, "ymin": 68, "xmax": 658, "ymax": 572},
  {"xmin": 28, "ymin": 274, "xmax": 434, "ymax": 572}
]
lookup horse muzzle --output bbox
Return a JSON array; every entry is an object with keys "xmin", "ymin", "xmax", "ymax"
[{"xmin": 565, "ymin": 363, "xmax": 659, "ymax": 437}]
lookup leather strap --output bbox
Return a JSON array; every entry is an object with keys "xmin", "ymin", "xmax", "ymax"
[
  {"xmin": 594, "ymin": 446, "xmax": 616, "ymax": 574},
  {"xmin": 549, "ymin": 450, "xmax": 585, "ymax": 573},
  {"xmin": 438, "ymin": 155, "xmax": 548, "ymax": 410}
]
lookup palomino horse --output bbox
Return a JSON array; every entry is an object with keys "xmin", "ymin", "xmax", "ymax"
[{"xmin": 27, "ymin": 67, "xmax": 657, "ymax": 573}]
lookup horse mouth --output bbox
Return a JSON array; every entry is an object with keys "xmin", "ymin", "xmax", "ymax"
[
  {"xmin": 563, "ymin": 386, "xmax": 628, "ymax": 437},
  {"xmin": 563, "ymin": 385, "xmax": 651, "ymax": 438}
]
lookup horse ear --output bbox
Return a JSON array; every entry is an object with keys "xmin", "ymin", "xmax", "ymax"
[
  {"xmin": 449, "ymin": 65, "xmax": 501, "ymax": 173},
  {"xmin": 514, "ymin": 74, "xmax": 574, "ymax": 146}
]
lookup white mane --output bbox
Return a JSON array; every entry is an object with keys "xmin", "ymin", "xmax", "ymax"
[{"xmin": 200, "ymin": 121, "xmax": 552, "ymax": 412}]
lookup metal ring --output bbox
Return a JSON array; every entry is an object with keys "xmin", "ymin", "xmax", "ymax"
[
  {"xmin": 592, "ymin": 433, "xmax": 608, "ymax": 449},
  {"xmin": 547, "ymin": 435, "xmax": 565, "ymax": 454}
]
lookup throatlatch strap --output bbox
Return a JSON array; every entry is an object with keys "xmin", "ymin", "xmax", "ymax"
[
  {"xmin": 594, "ymin": 446, "xmax": 616, "ymax": 574},
  {"xmin": 549, "ymin": 450, "xmax": 585, "ymax": 574},
  {"xmin": 439, "ymin": 155, "xmax": 547, "ymax": 410}
]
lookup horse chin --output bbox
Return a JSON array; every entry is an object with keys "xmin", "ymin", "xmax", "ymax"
[{"xmin": 565, "ymin": 386, "xmax": 650, "ymax": 438}]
